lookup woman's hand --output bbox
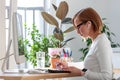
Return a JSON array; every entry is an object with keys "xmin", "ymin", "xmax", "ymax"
[
  {"xmin": 56, "ymin": 61, "xmax": 68, "ymax": 69},
  {"xmin": 56, "ymin": 61, "xmax": 85, "ymax": 76},
  {"xmin": 62, "ymin": 66, "xmax": 85, "ymax": 76}
]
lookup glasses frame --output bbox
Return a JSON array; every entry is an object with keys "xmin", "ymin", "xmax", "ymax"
[{"xmin": 76, "ymin": 21, "xmax": 88, "ymax": 30}]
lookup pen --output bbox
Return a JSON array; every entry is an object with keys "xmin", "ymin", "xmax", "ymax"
[
  {"xmin": 63, "ymin": 49, "xmax": 67, "ymax": 57},
  {"xmin": 70, "ymin": 51, "xmax": 72, "ymax": 57},
  {"xmin": 67, "ymin": 50, "xmax": 69, "ymax": 57}
]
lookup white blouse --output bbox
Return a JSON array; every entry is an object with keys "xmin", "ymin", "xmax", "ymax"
[{"xmin": 84, "ymin": 33, "xmax": 113, "ymax": 80}]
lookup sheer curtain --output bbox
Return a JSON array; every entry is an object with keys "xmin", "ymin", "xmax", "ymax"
[
  {"xmin": 0, "ymin": 0, "xmax": 18, "ymax": 70},
  {"xmin": 0, "ymin": 0, "xmax": 6, "ymax": 71},
  {"xmin": 2, "ymin": 0, "xmax": 18, "ymax": 69},
  {"xmin": 8, "ymin": 0, "xmax": 18, "ymax": 69}
]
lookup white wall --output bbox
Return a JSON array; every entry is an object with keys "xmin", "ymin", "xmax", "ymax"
[
  {"xmin": 59, "ymin": 0, "xmax": 120, "ymax": 62},
  {"xmin": 108, "ymin": 0, "xmax": 120, "ymax": 43}
]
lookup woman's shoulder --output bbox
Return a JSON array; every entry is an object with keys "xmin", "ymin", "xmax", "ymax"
[
  {"xmin": 92, "ymin": 33, "xmax": 110, "ymax": 48},
  {"xmin": 95, "ymin": 33, "xmax": 109, "ymax": 43}
]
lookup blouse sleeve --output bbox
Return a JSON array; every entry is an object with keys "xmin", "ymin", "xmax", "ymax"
[{"xmin": 84, "ymin": 37, "xmax": 113, "ymax": 80}]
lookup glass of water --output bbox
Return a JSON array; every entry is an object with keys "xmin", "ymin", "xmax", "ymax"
[{"xmin": 36, "ymin": 51, "xmax": 45, "ymax": 68}]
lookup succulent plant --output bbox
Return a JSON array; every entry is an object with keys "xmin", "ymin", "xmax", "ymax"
[{"xmin": 41, "ymin": 1, "xmax": 75, "ymax": 48}]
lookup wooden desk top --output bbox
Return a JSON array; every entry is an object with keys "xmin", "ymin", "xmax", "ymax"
[
  {"xmin": 0, "ymin": 72, "xmax": 80, "ymax": 80},
  {"xmin": 113, "ymin": 68, "xmax": 120, "ymax": 74},
  {"xmin": 1, "ymin": 68, "xmax": 119, "ymax": 80}
]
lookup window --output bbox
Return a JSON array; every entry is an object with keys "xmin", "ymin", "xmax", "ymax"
[
  {"xmin": 17, "ymin": 0, "xmax": 45, "ymax": 37},
  {"xmin": 5, "ymin": 0, "xmax": 49, "ymax": 68},
  {"xmin": 5, "ymin": 0, "xmax": 48, "ymax": 47}
]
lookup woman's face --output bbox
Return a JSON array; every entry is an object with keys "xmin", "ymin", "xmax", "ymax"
[{"xmin": 74, "ymin": 18, "xmax": 90, "ymax": 38}]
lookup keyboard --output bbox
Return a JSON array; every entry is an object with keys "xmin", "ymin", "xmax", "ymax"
[
  {"xmin": 48, "ymin": 69, "xmax": 71, "ymax": 73},
  {"xmin": 27, "ymin": 68, "xmax": 71, "ymax": 74}
]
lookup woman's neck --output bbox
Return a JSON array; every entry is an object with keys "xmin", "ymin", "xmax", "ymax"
[{"xmin": 90, "ymin": 32, "xmax": 101, "ymax": 41}]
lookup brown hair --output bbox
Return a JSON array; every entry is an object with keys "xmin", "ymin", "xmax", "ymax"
[{"xmin": 72, "ymin": 7, "xmax": 103, "ymax": 32}]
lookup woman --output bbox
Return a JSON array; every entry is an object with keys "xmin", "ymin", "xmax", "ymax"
[{"xmin": 58, "ymin": 7, "xmax": 113, "ymax": 80}]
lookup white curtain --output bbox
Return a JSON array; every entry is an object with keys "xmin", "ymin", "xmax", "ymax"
[
  {"xmin": 8, "ymin": 0, "xmax": 18, "ymax": 69},
  {"xmin": 0, "ymin": 0, "xmax": 6, "ymax": 71},
  {"xmin": 0, "ymin": 0, "xmax": 17, "ymax": 70}
]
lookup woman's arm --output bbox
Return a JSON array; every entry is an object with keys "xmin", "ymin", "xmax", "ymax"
[{"xmin": 84, "ymin": 37, "xmax": 113, "ymax": 80}]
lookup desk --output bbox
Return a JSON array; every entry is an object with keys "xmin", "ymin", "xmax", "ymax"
[
  {"xmin": 0, "ymin": 72, "xmax": 80, "ymax": 80},
  {"xmin": 1, "ymin": 69, "xmax": 120, "ymax": 80},
  {"xmin": 113, "ymin": 68, "xmax": 120, "ymax": 79},
  {"xmin": 113, "ymin": 68, "xmax": 120, "ymax": 74}
]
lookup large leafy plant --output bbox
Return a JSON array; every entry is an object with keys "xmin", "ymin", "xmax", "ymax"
[
  {"xmin": 79, "ymin": 18, "xmax": 120, "ymax": 60},
  {"xmin": 41, "ymin": 1, "xmax": 75, "ymax": 48},
  {"xmin": 24, "ymin": 24, "xmax": 58, "ymax": 67}
]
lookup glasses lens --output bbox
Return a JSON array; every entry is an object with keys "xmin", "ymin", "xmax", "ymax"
[{"xmin": 76, "ymin": 21, "xmax": 87, "ymax": 29}]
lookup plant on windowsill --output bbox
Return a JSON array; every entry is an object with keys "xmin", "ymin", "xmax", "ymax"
[
  {"xmin": 18, "ymin": 36, "xmax": 25, "ymax": 55},
  {"xmin": 41, "ymin": 1, "xmax": 75, "ymax": 48},
  {"xmin": 79, "ymin": 18, "xmax": 120, "ymax": 60}
]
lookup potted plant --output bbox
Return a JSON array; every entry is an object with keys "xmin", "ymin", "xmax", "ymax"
[
  {"xmin": 79, "ymin": 18, "xmax": 120, "ymax": 60},
  {"xmin": 41, "ymin": 1, "xmax": 75, "ymax": 48},
  {"xmin": 24, "ymin": 24, "xmax": 59, "ymax": 67},
  {"xmin": 41, "ymin": 1, "xmax": 76, "ymax": 68}
]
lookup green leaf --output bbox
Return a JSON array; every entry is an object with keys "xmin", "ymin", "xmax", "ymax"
[
  {"xmin": 62, "ymin": 17, "xmax": 72, "ymax": 24},
  {"xmin": 102, "ymin": 18, "xmax": 107, "ymax": 20},
  {"xmin": 107, "ymin": 32, "xmax": 110, "ymax": 36},
  {"xmin": 86, "ymin": 38, "xmax": 92, "ymax": 46},
  {"xmin": 111, "ymin": 32, "xmax": 115, "ymax": 36}
]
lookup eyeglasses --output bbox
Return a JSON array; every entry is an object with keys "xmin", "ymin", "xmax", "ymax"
[{"xmin": 76, "ymin": 21, "xmax": 87, "ymax": 30}]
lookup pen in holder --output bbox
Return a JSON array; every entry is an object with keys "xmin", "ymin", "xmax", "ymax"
[{"xmin": 60, "ymin": 48, "xmax": 73, "ymax": 63}]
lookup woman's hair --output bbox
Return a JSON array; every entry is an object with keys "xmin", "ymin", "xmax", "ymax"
[{"xmin": 72, "ymin": 7, "xmax": 103, "ymax": 32}]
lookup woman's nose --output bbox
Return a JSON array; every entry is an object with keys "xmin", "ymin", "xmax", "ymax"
[
  {"xmin": 76, "ymin": 29, "xmax": 80, "ymax": 34},
  {"xmin": 76, "ymin": 30, "xmax": 83, "ymax": 36}
]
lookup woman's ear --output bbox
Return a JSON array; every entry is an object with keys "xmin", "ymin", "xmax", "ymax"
[
  {"xmin": 87, "ymin": 21, "xmax": 92, "ymax": 29},
  {"xmin": 87, "ymin": 25, "xmax": 90, "ymax": 29}
]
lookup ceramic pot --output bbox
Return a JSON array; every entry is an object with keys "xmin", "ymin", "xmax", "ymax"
[{"xmin": 50, "ymin": 58, "xmax": 60, "ymax": 69}]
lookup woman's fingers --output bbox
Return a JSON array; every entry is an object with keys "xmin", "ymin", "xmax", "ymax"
[{"xmin": 56, "ymin": 61, "xmax": 68, "ymax": 69}]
